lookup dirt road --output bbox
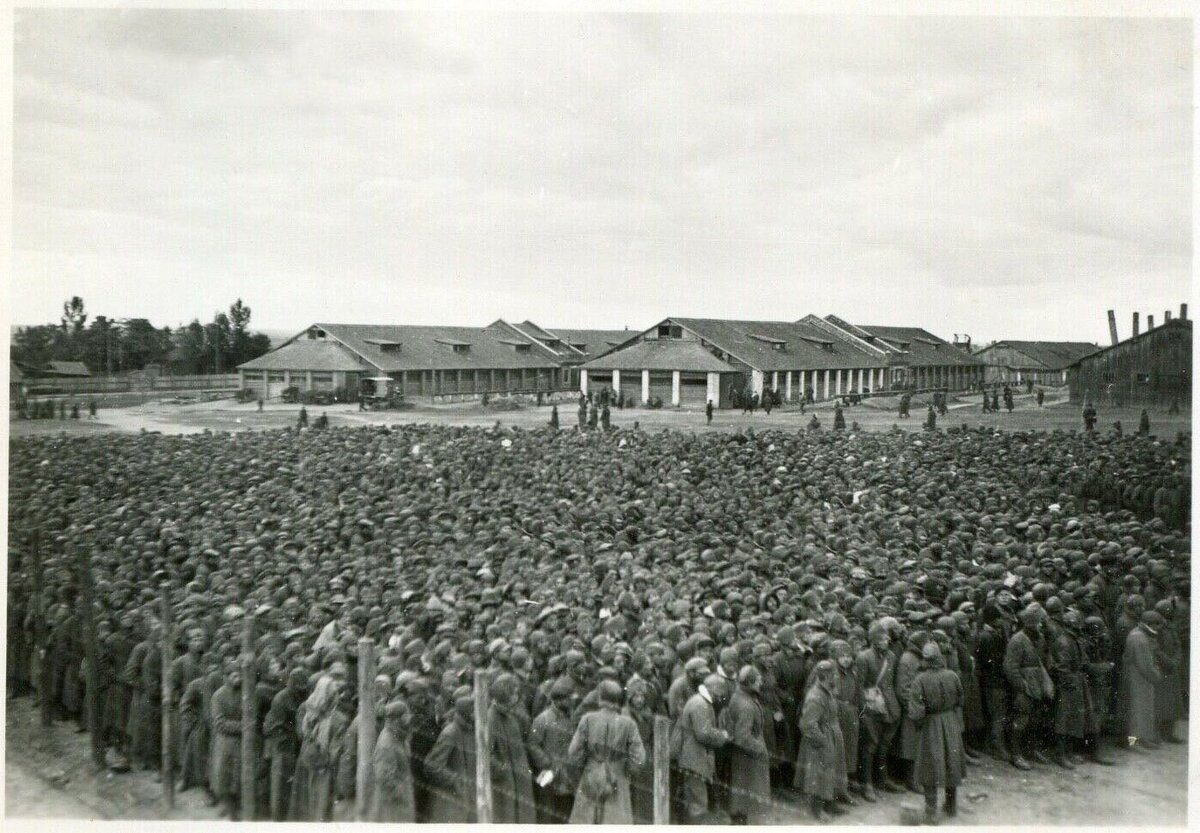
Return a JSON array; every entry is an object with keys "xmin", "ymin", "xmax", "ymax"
[{"xmin": 9, "ymin": 388, "xmax": 1193, "ymax": 440}]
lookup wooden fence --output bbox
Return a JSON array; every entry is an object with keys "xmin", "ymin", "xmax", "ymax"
[{"xmin": 23, "ymin": 373, "xmax": 241, "ymax": 396}]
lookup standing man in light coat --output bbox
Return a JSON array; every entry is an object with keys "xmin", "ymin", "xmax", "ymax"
[
  {"xmin": 672, "ymin": 673, "xmax": 731, "ymax": 823},
  {"xmin": 1122, "ymin": 611, "xmax": 1164, "ymax": 750}
]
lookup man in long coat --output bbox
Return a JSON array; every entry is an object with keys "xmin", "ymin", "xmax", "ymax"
[
  {"xmin": 854, "ymin": 621, "xmax": 902, "ymax": 800},
  {"xmin": 721, "ymin": 666, "xmax": 772, "ymax": 824},
  {"xmin": 264, "ymin": 668, "xmax": 308, "ymax": 820},
  {"xmin": 1121, "ymin": 611, "xmax": 1163, "ymax": 749},
  {"xmin": 529, "ymin": 675, "xmax": 577, "ymax": 823},
  {"xmin": 1152, "ymin": 600, "xmax": 1185, "ymax": 744},
  {"xmin": 907, "ymin": 642, "xmax": 965, "ymax": 825},
  {"xmin": 567, "ymin": 679, "xmax": 646, "ymax": 824},
  {"xmin": 1003, "ymin": 605, "xmax": 1051, "ymax": 770},
  {"xmin": 371, "ymin": 700, "xmax": 416, "ymax": 822},
  {"xmin": 425, "ymin": 687, "xmax": 479, "ymax": 822},
  {"xmin": 672, "ymin": 674, "xmax": 730, "ymax": 823},
  {"xmin": 771, "ymin": 627, "xmax": 806, "ymax": 787},
  {"xmin": 1046, "ymin": 604, "xmax": 1097, "ymax": 768},
  {"xmin": 798, "ymin": 659, "xmax": 847, "ymax": 823},
  {"xmin": 209, "ymin": 662, "xmax": 244, "ymax": 820},
  {"xmin": 487, "ymin": 673, "xmax": 536, "ymax": 823}
]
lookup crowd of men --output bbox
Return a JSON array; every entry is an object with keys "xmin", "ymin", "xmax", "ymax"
[{"xmin": 6, "ymin": 418, "xmax": 1190, "ymax": 824}]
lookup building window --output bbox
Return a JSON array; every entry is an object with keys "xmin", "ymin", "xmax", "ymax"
[
  {"xmin": 657, "ymin": 324, "xmax": 683, "ymax": 339},
  {"xmin": 453, "ymin": 344, "xmax": 471, "ymax": 354},
  {"xmin": 514, "ymin": 343, "xmax": 531, "ymax": 353}
]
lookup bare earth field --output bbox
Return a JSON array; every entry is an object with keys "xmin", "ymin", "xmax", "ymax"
[
  {"xmin": 9, "ymin": 388, "xmax": 1193, "ymax": 440},
  {"xmin": 5, "ymin": 694, "xmax": 1186, "ymax": 824}
]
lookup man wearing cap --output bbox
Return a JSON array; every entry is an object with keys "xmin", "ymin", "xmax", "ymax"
[
  {"xmin": 668, "ymin": 656, "xmax": 709, "ymax": 721},
  {"xmin": 264, "ymin": 667, "xmax": 309, "ymax": 820},
  {"xmin": 1121, "ymin": 611, "xmax": 1164, "ymax": 749},
  {"xmin": 1003, "ymin": 605, "xmax": 1052, "ymax": 770},
  {"xmin": 567, "ymin": 679, "xmax": 645, "ymax": 824},
  {"xmin": 722, "ymin": 665, "xmax": 772, "ymax": 824},
  {"xmin": 487, "ymin": 672, "xmax": 536, "ymax": 823},
  {"xmin": 529, "ymin": 675, "xmax": 577, "ymax": 823},
  {"xmin": 907, "ymin": 642, "xmax": 965, "ymax": 825},
  {"xmin": 370, "ymin": 699, "xmax": 416, "ymax": 822},
  {"xmin": 798, "ymin": 659, "xmax": 847, "ymax": 823},
  {"xmin": 210, "ymin": 660, "xmax": 244, "ymax": 820},
  {"xmin": 425, "ymin": 686, "xmax": 477, "ymax": 822},
  {"xmin": 671, "ymin": 673, "xmax": 731, "ymax": 823},
  {"xmin": 854, "ymin": 621, "xmax": 903, "ymax": 800}
]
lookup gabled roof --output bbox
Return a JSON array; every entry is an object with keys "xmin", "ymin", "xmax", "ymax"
[
  {"xmin": 489, "ymin": 320, "xmax": 583, "ymax": 361},
  {"xmin": 1066, "ymin": 318, "xmax": 1191, "ymax": 368},
  {"xmin": 581, "ymin": 339, "xmax": 735, "ymax": 373},
  {"xmin": 238, "ymin": 339, "xmax": 372, "ymax": 372},
  {"xmin": 269, "ymin": 323, "xmax": 567, "ymax": 372},
  {"xmin": 977, "ymin": 340, "xmax": 1100, "ymax": 370},
  {"xmin": 669, "ymin": 318, "xmax": 882, "ymax": 371},
  {"xmin": 855, "ymin": 325, "xmax": 985, "ymax": 367},
  {"xmin": 545, "ymin": 328, "xmax": 636, "ymax": 356}
]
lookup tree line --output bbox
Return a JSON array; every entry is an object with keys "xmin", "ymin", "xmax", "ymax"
[{"xmin": 11, "ymin": 297, "xmax": 273, "ymax": 376}]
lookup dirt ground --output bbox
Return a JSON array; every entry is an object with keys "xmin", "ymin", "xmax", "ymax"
[
  {"xmin": 8, "ymin": 387, "xmax": 1193, "ymax": 440},
  {"xmin": 4, "ymin": 696, "xmax": 219, "ymax": 820},
  {"xmin": 5, "ymin": 692, "xmax": 1186, "ymax": 823}
]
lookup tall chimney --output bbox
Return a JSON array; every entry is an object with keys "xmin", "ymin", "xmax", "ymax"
[
  {"xmin": 1132, "ymin": 312, "xmax": 1140, "ymax": 337},
  {"xmin": 1181, "ymin": 303, "xmax": 1189, "ymax": 320},
  {"xmin": 1107, "ymin": 310, "xmax": 1119, "ymax": 346},
  {"xmin": 1165, "ymin": 310, "xmax": 1173, "ymax": 323},
  {"xmin": 1148, "ymin": 314, "xmax": 1155, "ymax": 330}
]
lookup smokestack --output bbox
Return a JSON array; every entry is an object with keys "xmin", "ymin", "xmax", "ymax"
[
  {"xmin": 1182, "ymin": 303, "xmax": 1189, "ymax": 320},
  {"xmin": 1148, "ymin": 314, "xmax": 1155, "ymax": 330},
  {"xmin": 1107, "ymin": 310, "xmax": 1119, "ymax": 346},
  {"xmin": 1165, "ymin": 310, "xmax": 1173, "ymax": 323},
  {"xmin": 1132, "ymin": 312, "xmax": 1140, "ymax": 337}
]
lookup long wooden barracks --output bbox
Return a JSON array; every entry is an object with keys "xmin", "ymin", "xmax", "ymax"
[
  {"xmin": 237, "ymin": 320, "xmax": 631, "ymax": 400},
  {"xmin": 579, "ymin": 315, "xmax": 985, "ymax": 409}
]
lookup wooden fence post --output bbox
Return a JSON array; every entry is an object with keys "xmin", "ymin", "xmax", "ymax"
[
  {"xmin": 76, "ymin": 542, "xmax": 104, "ymax": 770},
  {"xmin": 473, "ymin": 671, "xmax": 493, "ymax": 824},
  {"xmin": 240, "ymin": 611, "xmax": 257, "ymax": 821},
  {"xmin": 160, "ymin": 581, "xmax": 175, "ymax": 811},
  {"xmin": 355, "ymin": 638, "xmax": 377, "ymax": 822},
  {"xmin": 653, "ymin": 714, "xmax": 670, "ymax": 825}
]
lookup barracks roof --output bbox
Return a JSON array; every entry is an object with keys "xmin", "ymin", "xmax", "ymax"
[
  {"xmin": 241, "ymin": 323, "xmax": 570, "ymax": 374},
  {"xmin": 581, "ymin": 338, "xmax": 735, "ymax": 373},
  {"xmin": 855, "ymin": 325, "xmax": 985, "ymax": 367},
  {"xmin": 976, "ymin": 340, "xmax": 1100, "ymax": 370},
  {"xmin": 670, "ymin": 318, "xmax": 882, "ymax": 371}
]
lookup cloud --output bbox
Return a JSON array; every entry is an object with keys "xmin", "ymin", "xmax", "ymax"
[{"xmin": 10, "ymin": 11, "xmax": 1192, "ymax": 343}]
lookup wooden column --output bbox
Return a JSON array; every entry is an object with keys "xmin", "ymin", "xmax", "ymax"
[
  {"xmin": 473, "ymin": 671, "xmax": 493, "ymax": 823},
  {"xmin": 240, "ymin": 611, "xmax": 257, "ymax": 820},
  {"xmin": 356, "ymin": 638, "xmax": 377, "ymax": 821},
  {"xmin": 76, "ymin": 543, "xmax": 104, "ymax": 770},
  {"xmin": 160, "ymin": 580, "xmax": 175, "ymax": 808},
  {"xmin": 653, "ymin": 715, "xmax": 670, "ymax": 824}
]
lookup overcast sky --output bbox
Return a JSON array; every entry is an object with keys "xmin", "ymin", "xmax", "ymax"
[{"xmin": 11, "ymin": 10, "xmax": 1193, "ymax": 343}]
